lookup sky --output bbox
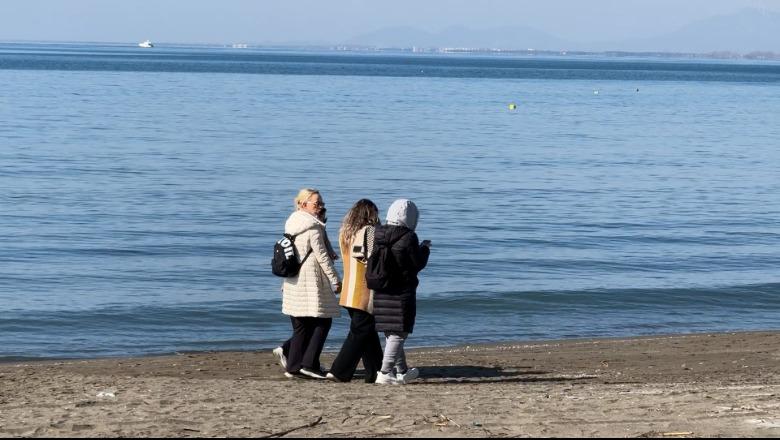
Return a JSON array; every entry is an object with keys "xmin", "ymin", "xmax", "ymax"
[{"xmin": 1, "ymin": 0, "xmax": 778, "ymax": 46}]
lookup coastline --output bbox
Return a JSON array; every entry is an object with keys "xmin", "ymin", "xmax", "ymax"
[{"xmin": 1, "ymin": 331, "xmax": 778, "ymax": 437}]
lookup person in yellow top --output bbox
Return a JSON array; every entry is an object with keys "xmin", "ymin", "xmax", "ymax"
[{"xmin": 326, "ymin": 199, "xmax": 384, "ymax": 383}]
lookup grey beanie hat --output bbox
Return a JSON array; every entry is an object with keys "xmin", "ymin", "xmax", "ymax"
[{"xmin": 386, "ymin": 199, "xmax": 419, "ymax": 231}]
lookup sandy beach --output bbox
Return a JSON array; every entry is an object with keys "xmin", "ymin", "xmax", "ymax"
[{"xmin": 1, "ymin": 331, "xmax": 778, "ymax": 438}]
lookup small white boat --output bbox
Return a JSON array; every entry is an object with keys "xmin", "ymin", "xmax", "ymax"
[{"xmin": 138, "ymin": 40, "xmax": 154, "ymax": 48}]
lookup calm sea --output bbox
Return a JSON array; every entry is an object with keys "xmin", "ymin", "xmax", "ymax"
[{"xmin": 1, "ymin": 43, "xmax": 779, "ymax": 360}]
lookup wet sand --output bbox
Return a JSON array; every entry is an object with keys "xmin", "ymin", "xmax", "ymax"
[{"xmin": 1, "ymin": 331, "xmax": 779, "ymax": 437}]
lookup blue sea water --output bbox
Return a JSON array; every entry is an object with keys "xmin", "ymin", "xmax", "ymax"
[{"xmin": 1, "ymin": 43, "xmax": 779, "ymax": 360}]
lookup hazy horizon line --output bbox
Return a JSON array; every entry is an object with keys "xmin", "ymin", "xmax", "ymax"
[{"xmin": 2, "ymin": 38, "xmax": 780, "ymax": 58}]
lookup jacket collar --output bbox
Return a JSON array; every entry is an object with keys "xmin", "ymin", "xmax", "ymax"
[{"xmin": 285, "ymin": 210, "xmax": 325, "ymax": 235}]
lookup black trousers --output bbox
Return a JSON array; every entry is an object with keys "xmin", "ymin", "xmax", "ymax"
[
  {"xmin": 329, "ymin": 308, "xmax": 383, "ymax": 383},
  {"xmin": 282, "ymin": 316, "xmax": 332, "ymax": 373}
]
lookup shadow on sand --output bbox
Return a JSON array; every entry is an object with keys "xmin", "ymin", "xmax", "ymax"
[{"xmin": 414, "ymin": 366, "xmax": 596, "ymax": 385}]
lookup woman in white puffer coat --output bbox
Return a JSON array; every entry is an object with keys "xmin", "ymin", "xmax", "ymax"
[{"xmin": 274, "ymin": 188, "xmax": 342, "ymax": 380}]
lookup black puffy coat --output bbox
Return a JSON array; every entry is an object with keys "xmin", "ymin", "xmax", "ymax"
[{"xmin": 372, "ymin": 225, "xmax": 430, "ymax": 333}]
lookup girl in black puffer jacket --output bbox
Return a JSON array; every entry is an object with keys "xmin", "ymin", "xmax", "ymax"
[{"xmin": 372, "ymin": 199, "xmax": 430, "ymax": 385}]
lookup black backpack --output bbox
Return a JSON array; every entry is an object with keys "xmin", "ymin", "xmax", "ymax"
[
  {"xmin": 365, "ymin": 229, "xmax": 408, "ymax": 290},
  {"xmin": 271, "ymin": 233, "xmax": 312, "ymax": 278}
]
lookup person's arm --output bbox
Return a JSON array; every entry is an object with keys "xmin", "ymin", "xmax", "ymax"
[
  {"xmin": 322, "ymin": 229, "xmax": 339, "ymax": 261},
  {"xmin": 407, "ymin": 233, "xmax": 430, "ymax": 272},
  {"xmin": 309, "ymin": 227, "xmax": 342, "ymax": 290}
]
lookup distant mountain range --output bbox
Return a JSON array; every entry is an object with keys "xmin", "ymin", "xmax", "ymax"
[{"xmin": 345, "ymin": 8, "xmax": 780, "ymax": 53}]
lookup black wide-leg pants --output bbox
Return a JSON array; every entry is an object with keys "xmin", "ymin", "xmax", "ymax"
[
  {"xmin": 329, "ymin": 308, "xmax": 383, "ymax": 383},
  {"xmin": 283, "ymin": 316, "xmax": 332, "ymax": 373}
]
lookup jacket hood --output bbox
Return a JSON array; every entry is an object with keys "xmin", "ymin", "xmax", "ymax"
[
  {"xmin": 374, "ymin": 224, "xmax": 412, "ymax": 247},
  {"xmin": 386, "ymin": 199, "xmax": 419, "ymax": 231},
  {"xmin": 285, "ymin": 210, "xmax": 325, "ymax": 235}
]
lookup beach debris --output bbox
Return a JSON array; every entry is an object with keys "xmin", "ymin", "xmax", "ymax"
[
  {"xmin": 359, "ymin": 411, "xmax": 394, "ymax": 426},
  {"xmin": 433, "ymin": 414, "xmax": 460, "ymax": 428},
  {"xmin": 261, "ymin": 416, "xmax": 323, "ymax": 438},
  {"xmin": 96, "ymin": 391, "xmax": 116, "ymax": 399},
  {"xmin": 636, "ymin": 431, "xmax": 693, "ymax": 438},
  {"xmin": 637, "ymin": 431, "xmax": 694, "ymax": 438},
  {"xmin": 472, "ymin": 421, "xmax": 483, "ymax": 427}
]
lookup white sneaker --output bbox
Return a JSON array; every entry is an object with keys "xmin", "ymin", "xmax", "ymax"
[
  {"xmin": 299, "ymin": 367, "xmax": 328, "ymax": 380},
  {"xmin": 397, "ymin": 368, "xmax": 419, "ymax": 384},
  {"xmin": 272, "ymin": 347, "xmax": 287, "ymax": 370},
  {"xmin": 375, "ymin": 371, "xmax": 401, "ymax": 385},
  {"xmin": 326, "ymin": 372, "xmax": 346, "ymax": 382}
]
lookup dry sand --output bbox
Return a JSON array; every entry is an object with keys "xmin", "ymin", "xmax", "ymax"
[{"xmin": 1, "ymin": 331, "xmax": 779, "ymax": 438}]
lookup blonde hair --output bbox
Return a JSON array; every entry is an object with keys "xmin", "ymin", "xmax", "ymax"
[
  {"xmin": 339, "ymin": 199, "xmax": 379, "ymax": 252},
  {"xmin": 294, "ymin": 188, "xmax": 320, "ymax": 210}
]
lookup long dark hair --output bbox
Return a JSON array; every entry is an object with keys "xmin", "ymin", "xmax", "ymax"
[{"xmin": 339, "ymin": 199, "xmax": 379, "ymax": 252}]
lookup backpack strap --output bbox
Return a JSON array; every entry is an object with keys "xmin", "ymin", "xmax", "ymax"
[
  {"xmin": 299, "ymin": 247, "xmax": 313, "ymax": 265},
  {"xmin": 285, "ymin": 233, "xmax": 313, "ymax": 264}
]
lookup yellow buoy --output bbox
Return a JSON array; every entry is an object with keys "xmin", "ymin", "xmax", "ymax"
[{"xmin": 508, "ymin": 103, "xmax": 517, "ymax": 110}]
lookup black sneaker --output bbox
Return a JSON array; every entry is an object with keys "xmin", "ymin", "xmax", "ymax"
[{"xmin": 299, "ymin": 367, "xmax": 328, "ymax": 380}]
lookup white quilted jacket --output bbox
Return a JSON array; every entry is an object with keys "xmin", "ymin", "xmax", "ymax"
[{"xmin": 281, "ymin": 211, "xmax": 341, "ymax": 318}]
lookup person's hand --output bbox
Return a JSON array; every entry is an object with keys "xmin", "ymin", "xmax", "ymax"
[
  {"xmin": 421, "ymin": 240, "xmax": 432, "ymax": 248},
  {"xmin": 334, "ymin": 282, "xmax": 342, "ymax": 294}
]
